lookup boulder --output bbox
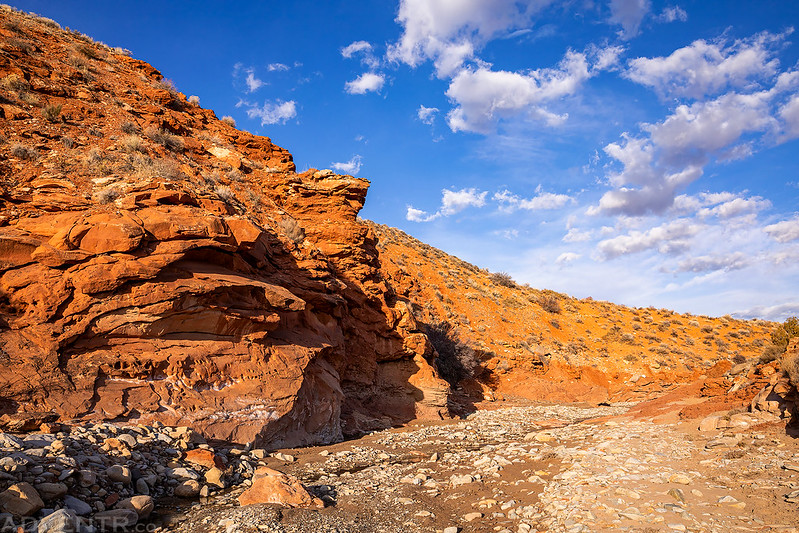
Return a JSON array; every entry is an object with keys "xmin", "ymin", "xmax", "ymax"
[
  {"xmin": 0, "ymin": 482, "xmax": 45, "ymax": 516},
  {"xmin": 94, "ymin": 509, "xmax": 139, "ymax": 531},
  {"xmin": 37, "ymin": 508, "xmax": 81, "ymax": 533},
  {"xmin": 35, "ymin": 482, "xmax": 68, "ymax": 501},
  {"xmin": 238, "ymin": 467, "xmax": 323, "ymax": 508},
  {"xmin": 173, "ymin": 480, "xmax": 201, "ymax": 498},
  {"xmin": 117, "ymin": 495, "xmax": 154, "ymax": 519}
]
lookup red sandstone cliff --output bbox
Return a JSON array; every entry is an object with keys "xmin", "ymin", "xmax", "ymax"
[{"xmin": 0, "ymin": 7, "xmax": 448, "ymax": 446}]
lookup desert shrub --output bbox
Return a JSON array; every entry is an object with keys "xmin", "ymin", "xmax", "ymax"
[
  {"xmin": 2, "ymin": 74, "xmax": 29, "ymax": 93},
  {"xmin": 120, "ymin": 121, "xmax": 138, "ymax": 134},
  {"xmin": 539, "ymin": 294, "xmax": 561, "ymax": 314},
  {"xmin": 85, "ymin": 147, "xmax": 103, "ymax": 164},
  {"xmin": 214, "ymin": 185, "xmax": 234, "ymax": 203},
  {"xmin": 782, "ymin": 349, "xmax": 799, "ymax": 387},
  {"xmin": 150, "ymin": 159, "xmax": 182, "ymax": 180},
  {"xmin": 61, "ymin": 136, "xmax": 74, "ymax": 148},
  {"xmin": 278, "ymin": 217, "xmax": 305, "ymax": 244},
  {"xmin": 221, "ymin": 115, "xmax": 236, "ymax": 128},
  {"xmin": 188, "ymin": 95, "xmax": 200, "ymax": 106},
  {"xmin": 772, "ymin": 317, "xmax": 799, "ymax": 351},
  {"xmin": 120, "ymin": 135, "xmax": 147, "ymax": 153},
  {"xmin": 41, "ymin": 103, "xmax": 63, "ymax": 123},
  {"xmin": 35, "ymin": 15, "xmax": 61, "ymax": 29},
  {"xmin": 127, "ymin": 155, "xmax": 182, "ymax": 181},
  {"xmin": 424, "ymin": 320, "xmax": 480, "ymax": 386},
  {"xmin": 144, "ymin": 127, "xmax": 183, "ymax": 152},
  {"xmin": 10, "ymin": 143, "xmax": 37, "ymax": 160},
  {"xmin": 759, "ymin": 344, "xmax": 783, "ymax": 364},
  {"xmin": 4, "ymin": 37, "xmax": 35, "ymax": 54},
  {"xmin": 489, "ymin": 271, "xmax": 515, "ymax": 288},
  {"xmin": 75, "ymin": 43, "xmax": 102, "ymax": 60},
  {"xmin": 96, "ymin": 185, "xmax": 122, "ymax": 204}
]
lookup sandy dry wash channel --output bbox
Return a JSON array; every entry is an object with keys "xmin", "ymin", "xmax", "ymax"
[{"xmin": 160, "ymin": 399, "xmax": 799, "ymax": 533}]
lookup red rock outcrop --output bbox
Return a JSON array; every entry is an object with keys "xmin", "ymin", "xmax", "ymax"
[{"xmin": 0, "ymin": 7, "xmax": 448, "ymax": 446}]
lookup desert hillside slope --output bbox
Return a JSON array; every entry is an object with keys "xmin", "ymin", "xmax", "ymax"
[
  {"xmin": 0, "ymin": 6, "xmax": 449, "ymax": 447},
  {"xmin": 371, "ymin": 222, "xmax": 776, "ymax": 404}
]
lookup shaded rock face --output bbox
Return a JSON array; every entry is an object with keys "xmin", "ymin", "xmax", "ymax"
[{"xmin": 0, "ymin": 7, "xmax": 448, "ymax": 446}]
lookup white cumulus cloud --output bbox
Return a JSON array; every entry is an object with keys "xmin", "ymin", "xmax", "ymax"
[
  {"xmin": 593, "ymin": 83, "xmax": 791, "ymax": 216},
  {"xmin": 445, "ymin": 49, "xmax": 599, "ymax": 133},
  {"xmin": 418, "ymin": 105, "xmax": 440, "ymax": 125},
  {"xmin": 331, "ymin": 155, "xmax": 363, "ymax": 175},
  {"xmin": 779, "ymin": 94, "xmax": 799, "ymax": 140},
  {"xmin": 387, "ymin": 0, "xmax": 552, "ymax": 78},
  {"xmin": 596, "ymin": 219, "xmax": 702, "ymax": 259},
  {"xmin": 494, "ymin": 188, "xmax": 573, "ymax": 212},
  {"xmin": 764, "ymin": 217, "xmax": 799, "ymax": 242},
  {"xmin": 345, "ymin": 72, "xmax": 385, "ymax": 94},
  {"xmin": 241, "ymin": 99, "xmax": 297, "ymax": 125},
  {"xmin": 556, "ymin": 252, "xmax": 581, "ymax": 265},
  {"xmin": 675, "ymin": 252, "xmax": 749, "ymax": 273},
  {"xmin": 625, "ymin": 31, "xmax": 787, "ymax": 99},
  {"xmin": 341, "ymin": 41, "xmax": 373, "ymax": 58},
  {"xmin": 406, "ymin": 187, "xmax": 488, "ymax": 222}
]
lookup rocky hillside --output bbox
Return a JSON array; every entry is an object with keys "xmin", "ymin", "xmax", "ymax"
[
  {"xmin": 0, "ymin": 6, "xmax": 448, "ymax": 448},
  {"xmin": 371, "ymin": 223, "xmax": 775, "ymax": 405}
]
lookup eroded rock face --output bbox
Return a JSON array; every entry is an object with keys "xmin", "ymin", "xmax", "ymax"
[{"xmin": 0, "ymin": 7, "xmax": 448, "ymax": 447}]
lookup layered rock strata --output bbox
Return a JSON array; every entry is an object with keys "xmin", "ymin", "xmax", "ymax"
[{"xmin": 0, "ymin": 7, "xmax": 447, "ymax": 447}]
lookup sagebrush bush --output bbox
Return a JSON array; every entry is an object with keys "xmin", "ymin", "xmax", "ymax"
[
  {"xmin": 214, "ymin": 185, "xmax": 235, "ymax": 203},
  {"xmin": 188, "ymin": 95, "xmax": 200, "ymax": 106},
  {"xmin": 96, "ymin": 185, "xmax": 122, "ymax": 204},
  {"xmin": 120, "ymin": 121, "xmax": 138, "ymax": 134},
  {"xmin": 144, "ymin": 127, "xmax": 184, "ymax": 152},
  {"xmin": 489, "ymin": 271, "xmax": 515, "ymax": 288},
  {"xmin": 539, "ymin": 294, "xmax": 561, "ymax": 314},
  {"xmin": 41, "ymin": 103, "xmax": 63, "ymax": 123},
  {"xmin": 759, "ymin": 316, "xmax": 799, "ymax": 366},
  {"xmin": 120, "ymin": 135, "xmax": 146, "ymax": 153},
  {"xmin": 221, "ymin": 116, "xmax": 236, "ymax": 128},
  {"xmin": 10, "ymin": 143, "xmax": 37, "ymax": 160},
  {"xmin": 782, "ymin": 349, "xmax": 799, "ymax": 387}
]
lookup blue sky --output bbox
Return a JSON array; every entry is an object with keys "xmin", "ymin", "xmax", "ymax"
[{"xmin": 13, "ymin": 1, "xmax": 799, "ymax": 320}]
